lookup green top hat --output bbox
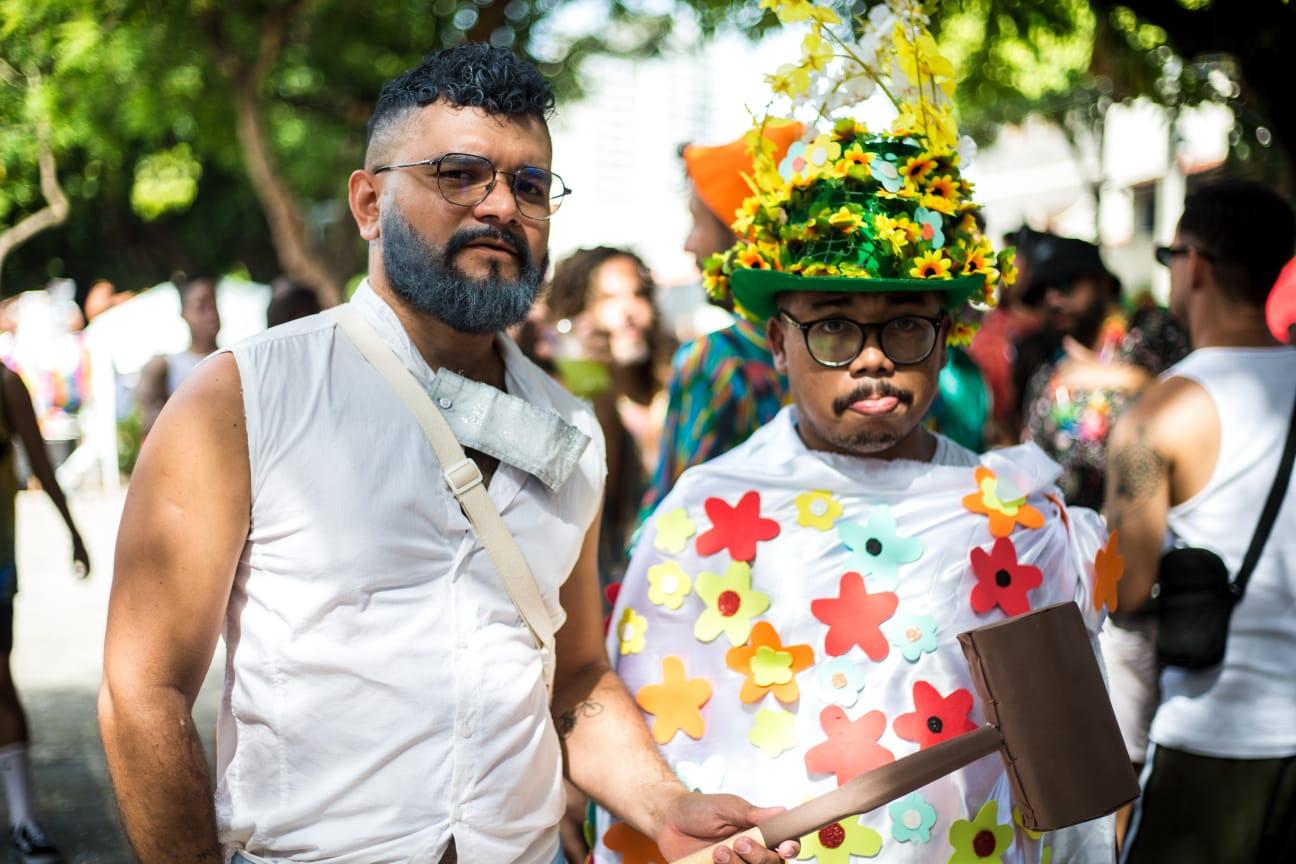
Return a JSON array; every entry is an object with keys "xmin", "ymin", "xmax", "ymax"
[{"xmin": 705, "ymin": 120, "xmax": 1013, "ymax": 326}]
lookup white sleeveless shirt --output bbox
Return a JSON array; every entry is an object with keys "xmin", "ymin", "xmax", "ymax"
[
  {"xmin": 1151, "ymin": 346, "xmax": 1296, "ymax": 759},
  {"xmin": 217, "ymin": 283, "xmax": 605, "ymax": 862}
]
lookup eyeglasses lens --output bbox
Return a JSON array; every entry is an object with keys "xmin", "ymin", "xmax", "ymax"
[{"xmin": 806, "ymin": 317, "xmax": 936, "ymax": 365}]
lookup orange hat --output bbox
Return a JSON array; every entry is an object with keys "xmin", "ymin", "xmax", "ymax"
[
  {"xmin": 683, "ymin": 122, "xmax": 804, "ymax": 227},
  {"xmin": 1267, "ymin": 256, "xmax": 1296, "ymax": 343}
]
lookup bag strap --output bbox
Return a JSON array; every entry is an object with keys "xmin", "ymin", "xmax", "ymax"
[
  {"xmin": 327, "ymin": 304, "xmax": 556, "ymax": 697},
  {"xmin": 1233, "ymin": 384, "xmax": 1296, "ymax": 599}
]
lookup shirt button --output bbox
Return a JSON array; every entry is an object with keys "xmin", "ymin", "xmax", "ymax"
[
  {"xmin": 438, "ymin": 396, "xmax": 453, "ymax": 409},
  {"xmin": 460, "ymin": 721, "xmax": 473, "ymax": 739},
  {"xmin": 451, "ymin": 802, "xmax": 462, "ymax": 822}
]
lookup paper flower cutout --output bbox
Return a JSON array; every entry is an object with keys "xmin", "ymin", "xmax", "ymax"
[
  {"xmin": 837, "ymin": 506, "xmax": 923, "ymax": 591},
  {"xmin": 969, "ymin": 537, "xmax": 1043, "ymax": 617},
  {"xmin": 1040, "ymin": 847, "xmax": 1053, "ymax": 864},
  {"xmin": 796, "ymin": 490, "xmax": 843, "ymax": 531},
  {"xmin": 870, "ymin": 157, "xmax": 904, "ymax": 193},
  {"xmin": 949, "ymin": 801, "xmax": 1014, "ymax": 864},
  {"xmin": 1092, "ymin": 530, "xmax": 1124, "ymax": 613},
  {"xmin": 726, "ymin": 621, "xmax": 815, "ymax": 705},
  {"xmin": 647, "ymin": 561, "xmax": 692, "ymax": 610},
  {"xmin": 779, "ymin": 141, "xmax": 809, "ymax": 182},
  {"xmin": 889, "ymin": 791, "xmax": 938, "ymax": 844},
  {"xmin": 796, "ymin": 817, "xmax": 883, "ymax": 863},
  {"xmin": 886, "ymin": 611, "xmax": 939, "ymax": 662},
  {"xmin": 635, "ymin": 656, "xmax": 712, "ymax": 744},
  {"xmin": 815, "ymin": 656, "xmax": 866, "ymax": 708},
  {"xmin": 603, "ymin": 581, "xmax": 621, "ymax": 636},
  {"xmin": 653, "ymin": 507, "xmax": 697, "ymax": 554},
  {"xmin": 914, "ymin": 206, "xmax": 945, "ymax": 249},
  {"xmin": 811, "ymin": 571, "xmax": 899, "ymax": 660},
  {"xmin": 962, "ymin": 467, "xmax": 1045, "ymax": 538},
  {"xmin": 1012, "ymin": 805, "xmax": 1043, "ymax": 841},
  {"xmin": 603, "ymin": 822, "xmax": 668, "ymax": 864},
  {"xmin": 893, "ymin": 680, "xmax": 977, "ymax": 749},
  {"xmin": 617, "ymin": 607, "xmax": 648, "ymax": 655},
  {"xmin": 695, "ymin": 491, "xmax": 781, "ymax": 562},
  {"xmin": 805, "ymin": 706, "xmax": 895, "ymax": 786},
  {"xmin": 676, "ymin": 754, "xmax": 725, "ymax": 794},
  {"xmin": 694, "ymin": 561, "xmax": 771, "ymax": 646},
  {"xmin": 749, "ymin": 707, "xmax": 798, "ymax": 758}
]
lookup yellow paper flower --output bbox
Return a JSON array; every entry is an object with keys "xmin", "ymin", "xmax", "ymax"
[
  {"xmin": 797, "ymin": 817, "xmax": 883, "ymax": 863},
  {"xmin": 647, "ymin": 561, "xmax": 692, "ymax": 610},
  {"xmin": 910, "ymin": 249, "xmax": 953, "ymax": 279},
  {"xmin": 748, "ymin": 707, "xmax": 797, "ymax": 758},
  {"xmin": 796, "ymin": 490, "xmax": 843, "ymax": 531},
  {"xmin": 617, "ymin": 608, "xmax": 648, "ymax": 655},
  {"xmin": 804, "ymin": 134, "xmax": 842, "ymax": 171},
  {"xmin": 653, "ymin": 507, "xmax": 697, "ymax": 554},
  {"xmin": 694, "ymin": 561, "xmax": 771, "ymax": 645},
  {"xmin": 949, "ymin": 801, "xmax": 1014, "ymax": 864}
]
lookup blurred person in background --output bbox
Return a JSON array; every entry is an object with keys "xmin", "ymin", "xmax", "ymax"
[
  {"xmin": 967, "ymin": 227, "xmax": 1047, "ymax": 445},
  {"xmin": 1017, "ymin": 237, "xmax": 1189, "ymax": 511},
  {"xmin": 546, "ymin": 246, "xmax": 670, "ymax": 586},
  {"xmin": 135, "ymin": 274, "xmax": 220, "ymax": 438},
  {"xmin": 0, "ymin": 363, "xmax": 90, "ymax": 863},
  {"xmin": 265, "ymin": 276, "xmax": 323, "ymax": 328},
  {"xmin": 1107, "ymin": 180, "xmax": 1296, "ymax": 864},
  {"xmin": 637, "ymin": 124, "xmax": 801, "ymax": 521},
  {"xmin": 82, "ymin": 279, "xmax": 134, "ymax": 323}
]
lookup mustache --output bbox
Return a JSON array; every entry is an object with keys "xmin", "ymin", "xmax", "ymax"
[
  {"xmin": 444, "ymin": 225, "xmax": 530, "ymax": 267},
  {"xmin": 833, "ymin": 381, "xmax": 915, "ymax": 415}
]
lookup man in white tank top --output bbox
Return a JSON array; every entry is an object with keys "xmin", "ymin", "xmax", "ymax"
[
  {"xmin": 99, "ymin": 45, "xmax": 794, "ymax": 864},
  {"xmin": 1105, "ymin": 180, "xmax": 1296, "ymax": 863}
]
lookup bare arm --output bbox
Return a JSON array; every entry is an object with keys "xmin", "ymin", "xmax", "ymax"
[
  {"xmin": 1105, "ymin": 377, "xmax": 1212, "ymax": 610},
  {"xmin": 99, "ymin": 353, "xmax": 250, "ymax": 863},
  {"xmin": 554, "ymin": 516, "xmax": 794, "ymax": 863},
  {"xmin": 135, "ymin": 354, "xmax": 169, "ymax": 439},
  {"xmin": 1, "ymin": 367, "xmax": 87, "ymax": 574}
]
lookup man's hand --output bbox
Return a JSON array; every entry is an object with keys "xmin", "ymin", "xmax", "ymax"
[{"xmin": 657, "ymin": 791, "xmax": 799, "ymax": 863}]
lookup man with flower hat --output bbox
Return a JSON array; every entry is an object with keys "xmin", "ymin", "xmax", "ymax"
[{"xmin": 594, "ymin": 3, "xmax": 1117, "ymax": 862}]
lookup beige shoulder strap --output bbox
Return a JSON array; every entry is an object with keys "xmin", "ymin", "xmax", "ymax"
[{"xmin": 328, "ymin": 304, "xmax": 556, "ymax": 698}]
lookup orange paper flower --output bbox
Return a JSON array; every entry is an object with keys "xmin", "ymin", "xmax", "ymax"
[
  {"xmin": 635, "ymin": 656, "xmax": 712, "ymax": 744},
  {"xmin": 725, "ymin": 621, "xmax": 815, "ymax": 705},
  {"xmin": 962, "ymin": 467, "xmax": 1045, "ymax": 538},
  {"xmin": 603, "ymin": 822, "xmax": 668, "ymax": 864},
  {"xmin": 1093, "ymin": 530, "xmax": 1125, "ymax": 613}
]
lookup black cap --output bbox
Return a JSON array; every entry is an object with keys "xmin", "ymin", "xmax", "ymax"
[{"xmin": 1022, "ymin": 235, "xmax": 1113, "ymax": 304}]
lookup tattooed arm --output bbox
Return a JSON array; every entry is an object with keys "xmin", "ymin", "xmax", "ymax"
[{"xmin": 1104, "ymin": 376, "xmax": 1219, "ymax": 609}]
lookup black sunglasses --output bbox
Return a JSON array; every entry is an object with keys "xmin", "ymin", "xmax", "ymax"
[{"xmin": 1155, "ymin": 244, "xmax": 1214, "ymax": 267}]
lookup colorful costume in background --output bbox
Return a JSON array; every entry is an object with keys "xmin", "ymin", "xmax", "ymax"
[{"xmin": 596, "ymin": 408, "xmax": 1117, "ymax": 863}]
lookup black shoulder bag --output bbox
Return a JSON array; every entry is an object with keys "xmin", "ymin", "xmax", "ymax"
[{"xmin": 1154, "ymin": 387, "xmax": 1296, "ymax": 669}]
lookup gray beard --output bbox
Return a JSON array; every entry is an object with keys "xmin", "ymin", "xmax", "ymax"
[{"xmin": 380, "ymin": 203, "xmax": 546, "ymax": 334}]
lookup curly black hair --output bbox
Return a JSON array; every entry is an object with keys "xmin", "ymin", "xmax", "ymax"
[
  {"xmin": 1179, "ymin": 179, "xmax": 1295, "ymax": 307},
  {"xmin": 365, "ymin": 43, "xmax": 554, "ymax": 164}
]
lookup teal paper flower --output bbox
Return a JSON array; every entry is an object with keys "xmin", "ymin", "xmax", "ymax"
[
  {"xmin": 838, "ymin": 505, "xmax": 924, "ymax": 591},
  {"xmin": 886, "ymin": 611, "xmax": 939, "ymax": 662},
  {"xmin": 914, "ymin": 206, "xmax": 945, "ymax": 249},
  {"xmin": 815, "ymin": 656, "xmax": 867, "ymax": 707},
  {"xmin": 779, "ymin": 141, "xmax": 809, "ymax": 182},
  {"xmin": 889, "ymin": 791, "xmax": 938, "ymax": 844},
  {"xmin": 870, "ymin": 156, "xmax": 904, "ymax": 192}
]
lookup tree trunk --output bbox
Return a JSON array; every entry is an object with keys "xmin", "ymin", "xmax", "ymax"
[
  {"xmin": 0, "ymin": 70, "xmax": 69, "ymax": 294},
  {"xmin": 213, "ymin": 4, "xmax": 343, "ymax": 307}
]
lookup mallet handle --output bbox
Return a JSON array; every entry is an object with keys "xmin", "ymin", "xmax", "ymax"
[{"xmin": 669, "ymin": 725, "xmax": 1003, "ymax": 863}]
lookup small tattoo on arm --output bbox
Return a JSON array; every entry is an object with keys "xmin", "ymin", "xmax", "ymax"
[
  {"xmin": 555, "ymin": 700, "xmax": 603, "ymax": 740},
  {"xmin": 1114, "ymin": 425, "xmax": 1166, "ymax": 503}
]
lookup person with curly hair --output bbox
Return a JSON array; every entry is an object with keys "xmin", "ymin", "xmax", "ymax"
[{"xmin": 100, "ymin": 44, "xmax": 793, "ymax": 864}]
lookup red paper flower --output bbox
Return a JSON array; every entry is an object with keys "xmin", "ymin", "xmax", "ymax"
[
  {"xmin": 810, "ymin": 572, "xmax": 900, "ymax": 660},
  {"xmin": 695, "ymin": 491, "xmax": 781, "ymax": 561},
  {"xmin": 893, "ymin": 680, "xmax": 977, "ymax": 749},
  {"xmin": 602, "ymin": 581, "xmax": 622, "ymax": 635},
  {"xmin": 969, "ymin": 537, "xmax": 1042, "ymax": 617},
  {"xmin": 804, "ymin": 705, "xmax": 895, "ymax": 786}
]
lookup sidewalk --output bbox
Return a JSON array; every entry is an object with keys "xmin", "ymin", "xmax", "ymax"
[{"xmin": 8, "ymin": 489, "xmax": 223, "ymax": 862}]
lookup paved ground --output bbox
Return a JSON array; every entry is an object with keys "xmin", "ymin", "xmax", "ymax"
[{"xmin": 8, "ymin": 489, "xmax": 223, "ymax": 862}]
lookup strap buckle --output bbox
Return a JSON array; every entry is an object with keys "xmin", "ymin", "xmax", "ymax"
[{"xmin": 444, "ymin": 458, "xmax": 484, "ymax": 496}]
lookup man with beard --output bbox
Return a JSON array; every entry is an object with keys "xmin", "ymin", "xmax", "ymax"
[
  {"xmin": 99, "ymin": 45, "xmax": 793, "ymax": 864},
  {"xmin": 595, "ymin": 114, "xmax": 1116, "ymax": 864},
  {"xmin": 1016, "ymin": 237, "xmax": 1188, "ymax": 512}
]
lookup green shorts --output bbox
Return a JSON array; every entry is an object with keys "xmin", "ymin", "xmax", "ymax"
[{"xmin": 1121, "ymin": 742, "xmax": 1296, "ymax": 863}]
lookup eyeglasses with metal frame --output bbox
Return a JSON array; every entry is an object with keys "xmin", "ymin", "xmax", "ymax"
[
  {"xmin": 1155, "ymin": 244, "xmax": 1213, "ymax": 267},
  {"xmin": 372, "ymin": 152, "xmax": 572, "ymax": 221},
  {"xmin": 778, "ymin": 309, "xmax": 946, "ymax": 367}
]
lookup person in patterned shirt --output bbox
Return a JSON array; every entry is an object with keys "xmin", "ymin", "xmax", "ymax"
[{"xmin": 594, "ymin": 119, "xmax": 1119, "ymax": 864}]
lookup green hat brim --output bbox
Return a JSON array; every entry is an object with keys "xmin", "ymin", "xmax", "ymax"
[{"xmin": 731, "ymin": 268, "xmax": 985, "ymax": 323}]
